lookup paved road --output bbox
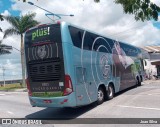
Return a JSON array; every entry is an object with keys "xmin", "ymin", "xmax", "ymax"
[{"xmin": 0, "ymin": 80, "xmax": 160, "ymax": 127}]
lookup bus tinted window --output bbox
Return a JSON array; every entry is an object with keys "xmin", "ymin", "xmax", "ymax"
[
  {"xmin": 83, "ymin": 32, "xmax": 95, "ymax": 50},
  {"xmin": 69, "ymin": 26, "xmax": 84, "ymax": 48},
  {"xmin": 25, "ymin": 24, "xmax": 61, "ymax": 46},
  {"xmin": 69, "ymin": 25, "xmax": 139, "ymax": 57}
]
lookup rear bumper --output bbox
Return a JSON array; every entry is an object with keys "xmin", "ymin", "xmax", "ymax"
[{"xmin": 29, "ymin": 92, "xmax": 76, "ymax": 108}]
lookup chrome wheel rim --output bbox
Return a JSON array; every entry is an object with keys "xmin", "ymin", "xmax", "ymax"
[
  {"xmin": 98, "ymin": 89, "xmax": 104, "ymax": 101},
  {"xmin": 108, "ymin": 86, "xmax": 113, "ymax": 97}
]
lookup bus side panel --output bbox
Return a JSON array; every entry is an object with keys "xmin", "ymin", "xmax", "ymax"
[
  {"xmin": 72, "ymin": 47, "xmax": 96, "ymax": 105},
  {"xmin": 61, "ymin": 23, "xmax": 77, "ymax": 107}
]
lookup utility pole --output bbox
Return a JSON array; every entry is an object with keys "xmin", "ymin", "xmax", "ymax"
[{"xmin": 2, "ymin": 66, "xmax": 5, "ymax": 87}]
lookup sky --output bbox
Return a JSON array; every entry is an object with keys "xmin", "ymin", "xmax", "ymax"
[{"xmin": 0, "ymin": 0, "xmax": 160, "ymax": 81}]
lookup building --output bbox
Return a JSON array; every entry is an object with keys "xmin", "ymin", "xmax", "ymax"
[
  {"xmin": 0, "ymin": 79, "xmax": 22, "ymax": 85},
  {"xmin": 143, "ymin": 46, "xmax": 160, "ymax": 78}
]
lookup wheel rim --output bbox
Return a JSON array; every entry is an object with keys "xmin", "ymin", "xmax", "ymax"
[
  {"xmin": 108, "ymin": 86, "xmax": 113, "ymax": 97},
  {"xmin": 98, "ymin": 89, "xmax": 104, "ymax": 101}
]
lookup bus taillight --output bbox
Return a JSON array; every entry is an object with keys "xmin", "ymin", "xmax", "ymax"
[
  {"xmin": 26, "ymin": 78, "xmax": 32, "ymax": 96},
  {"xmin": 57, "ymin": 21, "xmax": 61, "ymax": 24},
  {"xmin": 63, "ymin": 75, "xmax": 73, "ymax": 96}
]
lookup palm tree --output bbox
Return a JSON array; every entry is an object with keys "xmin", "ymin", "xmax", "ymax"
[
  {"xmin": 3, "ymin": 13, "xmax": 39, "ymax": 87},
  {"xmin": 0, "ymin": 40, "xmax": 12, "ymax": 55},
  {"xmin": 0, "ymin": 14, "xmax": 4, "ymax": 32}
]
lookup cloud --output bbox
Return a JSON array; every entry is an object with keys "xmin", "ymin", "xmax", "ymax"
[
  {"xmin": 0, "ymin": 58, "xmax": 21, "ymax": 80},
  {"xmin": 151, "ymin": 0, "xmax": 160, "ymax": 6},
  {"xmin": 11, "ymin": 0, "xmax": 160, "ymax": 46}
]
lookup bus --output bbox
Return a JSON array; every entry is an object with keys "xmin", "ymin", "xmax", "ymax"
[{"xmin": 25, "ymin": 22, "xmax": 146, "ymax": 108}]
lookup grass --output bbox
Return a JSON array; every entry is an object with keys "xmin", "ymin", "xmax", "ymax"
[{"xmin": 0, "ymin": 83, "xmax": 24, "ymax": 91}]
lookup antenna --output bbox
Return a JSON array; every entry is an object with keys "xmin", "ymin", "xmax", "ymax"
[{"xmin": 28, "ymin": 2, "xmax": 74, "ymax": 22}]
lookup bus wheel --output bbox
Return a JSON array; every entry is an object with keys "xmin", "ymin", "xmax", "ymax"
[
  {"xmin": 97, "ymin": 87, "xmax": 105, "ymax": 105},
  {"xmin": 137, "ymin": 77, "xmax": 141, "ymax": 86},
  {"xmin": 107, "ymin": 85, "xmax": 114, "ymax": 100},
  {"xmin": 137, "ymin": 79, "xmax": 141, "ymax": 86}
]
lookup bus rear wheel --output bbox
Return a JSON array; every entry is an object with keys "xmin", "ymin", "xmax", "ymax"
[
  {"xmin": 97, "ymin": 87, "xmax": 105, "ymax": 105},
  {"xmin": 107, "ymin": 85, "xmax": 114, "ymax": 100},
  {"xmin": 137, "ymin": 79, "xmax": 141, "ymax": 86},
  {"xmin": 136, "ymin": 77, "xmax": 141, "ymax": 86}
]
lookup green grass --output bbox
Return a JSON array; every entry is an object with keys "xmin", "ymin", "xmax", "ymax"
[{"xmin": 0, "ymin": 83, "xmax": 23, "ymax": 91}]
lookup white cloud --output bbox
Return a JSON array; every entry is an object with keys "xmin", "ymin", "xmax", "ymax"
[
  {"xmin": 11, "ymin": 0, "xmax": 160, "ymax": 46},
  {"xmin": 151, "ymin": 0, "xmax": 160, "ymax": 6}
]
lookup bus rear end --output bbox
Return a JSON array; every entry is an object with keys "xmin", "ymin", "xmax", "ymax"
[{"xmin": 24, "ymin": 23, "xmax": 76, "ymax": 107}]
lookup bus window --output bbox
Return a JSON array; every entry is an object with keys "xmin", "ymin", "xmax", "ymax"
[{"xmin": 69, "ymin": 26, "xmax": 84, "ymax": 48}]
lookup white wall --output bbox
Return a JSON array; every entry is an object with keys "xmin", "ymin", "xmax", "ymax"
[{"xmin": 144, "ymin": 59, "xmax": 157, "ymax": 77}]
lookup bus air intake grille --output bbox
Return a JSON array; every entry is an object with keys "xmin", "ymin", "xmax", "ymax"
[{"xmin": 28, "ymin": 58, "xmax": 62, "ymax": 82}]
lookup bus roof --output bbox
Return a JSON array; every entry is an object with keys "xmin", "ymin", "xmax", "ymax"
[
  {"xmin": 25, "ymin": 21, "xmax": 143, "ymax": 53},
  {"xmin": 61, "ymin": 21, "xmax": 142, "ymax": 52}
]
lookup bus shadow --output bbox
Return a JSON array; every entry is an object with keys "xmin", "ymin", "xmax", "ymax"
[
  {"xmin": 25, "ymin": 85, "xmax": 145, "ymax": 120},
  {"xmin": 25, "ymin": 103, "xmax": 97, "ymax": 120}
]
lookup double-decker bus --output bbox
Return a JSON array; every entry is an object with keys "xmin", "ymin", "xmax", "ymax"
[{"xmin": 25, "ymin": 22, "xmax": 146, "ymax": 107}]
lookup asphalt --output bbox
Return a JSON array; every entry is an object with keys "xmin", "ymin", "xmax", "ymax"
[{"xmin": 143, "ymin": 79, "xmax": 160, "ymax": 84}]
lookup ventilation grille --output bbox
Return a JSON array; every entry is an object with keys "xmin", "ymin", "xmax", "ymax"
[{"xmin": 28, "ymin": 58, "xmax": 62, "ymax": 82}]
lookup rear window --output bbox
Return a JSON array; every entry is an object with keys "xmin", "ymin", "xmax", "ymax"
[{"xmin": 25, "ymin": 24, "xmax": 61, "ymax": 46}]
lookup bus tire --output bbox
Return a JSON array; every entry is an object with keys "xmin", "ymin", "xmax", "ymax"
[
  {"xmin": 97, "ymin": 87, "xmax": 105, "ymax": 105},
  {"xmin": 107, "ymin": 84, "xmax": 114, "ymax": 100},
  {"xmin": 137, "ymin": 79, "xmax": 141, "ymax": 86},
  {"xmin": 140, "ymin": 75, "xmax": 143, "ymax": 82},
  {"xmin": 137, "ymin": 77, "xmax": 141, "ymax": 86}
]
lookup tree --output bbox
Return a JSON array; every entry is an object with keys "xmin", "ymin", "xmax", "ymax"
[
  {"xmin": 3, "ymin": 13, "xmax": 39, "ymax": 87},
  {"xmin": 0, "ymin": 14, "xmax": 4, "ymax": 32},
  {"xmin": 94, "ymin": 0, "xmax": 160, "ymax": 21},
  {"xmin": 0, "ymin": 22, "xmax": 12, "ymax": 55},
  {"xmin": 0, "ymin": 14, "xmax": 3, "ymax": 21},
  {"xmin": 0, "ymin": 40, "xmax": 12, "ymax": 55}
]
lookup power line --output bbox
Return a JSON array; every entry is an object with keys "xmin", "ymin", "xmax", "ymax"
[{"xmin": 109, "ymin": 24, "xmax": 146, "ymax": 38}]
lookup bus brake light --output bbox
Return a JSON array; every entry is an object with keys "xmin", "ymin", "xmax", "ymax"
[
  {"xmin": 63, "ymin": 75, "xmax": 73, "ymax": 96},
  {"xmin": 57, "ymin": 21, "xmax": 61, "ymax": 24}
]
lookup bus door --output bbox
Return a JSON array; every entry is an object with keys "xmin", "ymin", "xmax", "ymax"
[{"xmin": 75, "ymin": 67, "xmax": 93, "ymax": 105}]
